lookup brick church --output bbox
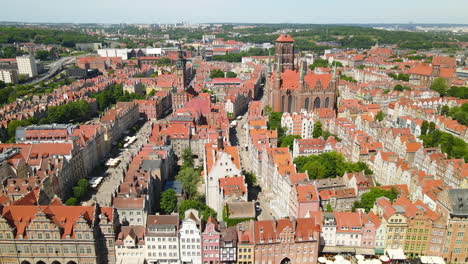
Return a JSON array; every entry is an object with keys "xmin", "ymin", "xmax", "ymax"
[{"xmin": 267, "ymin": 34, "xmax": 338, "ymax": 113}]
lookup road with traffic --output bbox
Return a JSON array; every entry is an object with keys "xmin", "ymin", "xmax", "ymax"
[
  {"xmin": 25, "ymin": 57, "xmax": 76, "ymax": 85},
  {"xmin": 84, "ymin": 120, "xmax": 154, "ymax": 206}
]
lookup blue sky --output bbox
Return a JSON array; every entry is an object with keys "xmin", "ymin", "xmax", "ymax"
[{"xmin": 2, "ymin": 0, "xmax": 467, "ymax": 24}]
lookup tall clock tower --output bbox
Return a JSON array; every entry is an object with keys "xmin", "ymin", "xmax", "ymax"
[{"xmin": 176, "ymin": 44, "xmax": 186, "ymax": 91}]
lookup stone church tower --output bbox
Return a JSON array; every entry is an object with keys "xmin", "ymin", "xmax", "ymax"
[
  {"xmin": 172, "ymin": 44, "xmax": 189, "ymax": 110},
  {"xmin": 275, "ymin": 34, "xmax": 295, "ymax": 72},
  {"xmin": 176, "ymin": 44, "xmax": 186, "ymax": 91},
  {"xmin": 268, "ymin": 34, "xmax": 338, "ymax": 113}
]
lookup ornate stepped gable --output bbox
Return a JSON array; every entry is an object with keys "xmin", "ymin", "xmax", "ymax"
[{"xmin": 0, "ymin": 204, "xmax": 95, "ymax": 239}]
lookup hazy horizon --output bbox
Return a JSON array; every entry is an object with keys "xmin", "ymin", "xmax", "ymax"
[{"xmin": 2, "ymin": 0, "xmax": 468, "ymax": 25}]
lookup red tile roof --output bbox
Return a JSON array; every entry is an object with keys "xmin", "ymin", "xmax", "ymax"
[
  {"xmin": 276, "ymin": 34, "xmax": 295, "ymax": 42},
  {"xmin": 296, "ymin": 184, "xmax": 320, "ymax": 202},
  {"xmin": 219, "ymin": 176, "xmax": 246, "ymax": 196}
]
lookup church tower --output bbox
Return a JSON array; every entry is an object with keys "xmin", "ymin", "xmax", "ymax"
[
  {"xmin": 275, "ymin": 34, "xmax": 295, "ymax": 72},
  {"xmin": 176, "ymin": 44, "xmax": 186, "ymax": 91}
]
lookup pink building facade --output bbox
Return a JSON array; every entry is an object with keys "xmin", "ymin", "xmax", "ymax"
[
  {"xmin": 360, "ymin": 211, "xmax": 377, "ymax": 248},
  {"xmin": 201, "ymin": 216, "xmax": 221, "ymax": 264},
  {"xmin": 290, "ymin": 184, "xmax": 321, "ymax": 218}
]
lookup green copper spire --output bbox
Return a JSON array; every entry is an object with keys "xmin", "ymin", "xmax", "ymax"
[
  {"xmin": 332, "ymin": 60, "xmax": 337, "ymax": 80},
  {"xmin": 300, "ymin": 57, "xmax": 306, "ymax": 81},
  {"xmin": 176, "ymin": 43, "xmax": 185, "ymax": 69}
]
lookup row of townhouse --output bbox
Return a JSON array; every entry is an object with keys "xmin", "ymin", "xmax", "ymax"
[
  {"xmin": 0, "ymin": 191, "xmax": 116, "ymax": 264},
  {"xmin": 1, "ymin": 187, "xmax": 465, "ymax": 264},
  {"xmin": 328, "ymin": 112, "xmax": 467, "ymax": 192},
  {"xmin": 113, "ymin": 143, "xmax": 176, "ymax": 226},
  {"xmin": 115, "ymin": 211, "xmax": 238, "ymax": 264},
  {"xmin": 388, "ymin": 98, "xmax": 467, "ymax": 142},
  {"xmin": 0, "ymin": 102, "xmax": 141, "ymax": 201},
  {"xmin": 0, "ymin": 65, "xmax": 149, "ymax": 143}
]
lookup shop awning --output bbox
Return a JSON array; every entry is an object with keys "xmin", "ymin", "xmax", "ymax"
[
  {"xmin": 355, "ymin": 248, "xmax": 375, "ymax": 255},
  {"xmin": 386, "ymin": 249, "xmax": 406, "ymax": 260},
  {"xmin": 420, "ymin": 256, "xmax": 445, "ymax": 264},
  {"xmin": 322, "ymin": 246, "xmax": 356, "ymax": 253}
]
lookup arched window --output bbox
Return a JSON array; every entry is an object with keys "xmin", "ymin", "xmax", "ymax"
[
  {"xmin": 325, "ymin": 97, "xmax": 330, "ymax": 108},
  {"xmin": 314, "ymin": 97, "xmax": 321, "ymax": 109},
  {"xmin": 304, "ymin": 98, "xmax": 310, "ymax": 110},
  {"xmin": 287, "ymin": 95, "xmax": 293, "ymax": 113},
  {"xmin": 281, "ymin": 96, "xmax": 285, "ymax": 112}
]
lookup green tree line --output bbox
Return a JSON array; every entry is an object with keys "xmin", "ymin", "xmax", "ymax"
[
  {"xmin": 0, "ymin": 27, "xmax": 101, "ymax": 47},
  {"xmin": 294, "ymin": 151, "xmax": 373, "ymax": 179}
]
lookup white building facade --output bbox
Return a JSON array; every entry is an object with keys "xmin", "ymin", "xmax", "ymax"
[
  {"xmin": 179, "ymin": 211, "xmax": 202, "ymax": 264},
  {"xmin": 16, "ymin": 55, "xmax": 38, "ymax": 77}
]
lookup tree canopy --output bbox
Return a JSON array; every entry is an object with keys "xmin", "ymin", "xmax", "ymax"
[
  {"xmin": 176, "ymin": 167, "xmax": 200, "ymax": 199},
  {"xmin": 446, "ymin": 86, "xmax": 467, "ymax": 99},
  {"xmin": 178, "ymin": 200, "xmax": 217, "ymax": 221},
  {"xmin": 294, "ymin": 151, "xmax": 373, "ymax": 179},
  {"xmin": 91, "ymin": 83, "xmax": 145, "ymax": 112},
  {"xmin": 353, "ymin": 187, "xmax": 399, "ymax": 212},
  {"xmin": 430, "ymin": 78, "xmax": 448, "ymax": 96},
  {"xmin": 181, "ymin": 148, "xmax": 194, "ymax": 169},
  {"xmin": 312, "ymin": 121, "xmax": 323, "ymax": 138},
  {"xmin": 226, "ymin": 71, "xmax": 237, "ymax": 78},
  {"xmin": 443, "ymin": 103, "xmax": 468, "ymax": 126},
  {"xmin": 0, "ymin": 27, "xmax": 101, "ymax": 47},
  {"xmin": 210, "ymin": 69, "xmax": 225, "ymax": 79},
  {"xmin": 394, "ymin": 84, "xmax": 411, "ymax": 91},
  {"xmin": 280, "ymin": 135, "xmax": 301, "ymax": 150},
  {"xmin": 388, "ymin": 73, "xmax": 409, "ymax": 82},
  {"xmin": 375, "ymin": 111, "xmax": 385, "ymax": 122},
  {"xmin": 160, "ymin": 189, "xmax": 178, "ymax": 214},
  {"xmin": 420, "ymin": 128, "xmax": 468, "ymax": 162}
]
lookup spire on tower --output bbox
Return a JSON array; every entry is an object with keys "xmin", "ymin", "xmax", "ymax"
[
  {"xmin": 332, "ymin": 60, "xmax": 337, "ymax": 80},
  {"xmin": 276, "ymin": 55, "xmax": 281, "ymax": 79},
  {"xmin": 268, "ymin": 49, "xmax": 272, "ymax": 73},
  {"xmin": 300, "ymin": 57, "xmax": 307, "ymax": 81}
]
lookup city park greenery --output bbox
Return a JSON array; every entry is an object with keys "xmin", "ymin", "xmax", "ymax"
[
  {"xmin": 307, "ymin": 59, "xmax": 343, "ymax": 70},
  {"xmin": 419, "ymin": 121, "xmax": 468, "ymax": 162},
  {"xmin": 0, "ymin": 27, "xmax": 101, "ymax": 48},
  {"xmin": 352, "ymin": 187, "xmax": 399, "ymax": 213},
  {"xmin": 90, "ymin": 83, "xmax": 145, "ymax": 112},
  {"xmin": 440, "ymin": 104, "xmax": 468, "ymax": 126},
  {"xmin": 388, "ymin": 73, "xmax": 410, "ymax": 82},
  {"xmin": 393, "ymin": 84, "xmax": 411, "ymax": 92},
  {"xmin": 5, "ymin": 100, "xmax": 94, "ymax": 142},
  {"xmin": 294, "ymin": 151, "xmax": 373, "ymax": 179},
  {"xmin": 212, "ymin": 47, "xmax": 274, "ymax": 63},
  {"xmin": 0, "ymin": 75, "xmax": 76, "ymax": 106},
  {"xmin": 431, "ymin": 78, "xmax": 468, "ymax": 99},
  {"xmin": 209, "ymin": 69, "xmax": 237, "ymax": 79}
]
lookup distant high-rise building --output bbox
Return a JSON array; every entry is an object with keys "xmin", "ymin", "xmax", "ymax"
[
  {"xmin": 16, "ymin": 54, "xmax": 38, "ymax": 78},
  {"xmin": 0, "ymin": 69, "xmax": 18, "ymax": 83}
]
